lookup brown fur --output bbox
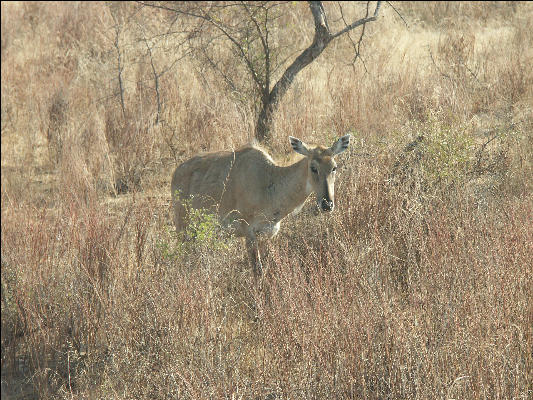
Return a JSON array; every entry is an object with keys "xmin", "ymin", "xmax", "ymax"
[{"xmin": 171, "ymin": 135, "xmax": 351, "ymax": 275}]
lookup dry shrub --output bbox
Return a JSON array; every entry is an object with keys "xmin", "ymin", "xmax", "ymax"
[
  {"xmin": 399, "ymin": 2, "xmax": 521, "ymax": 28},
  {"xmin": 254, "ymin": 157, "xmax": 531, "ymax": 399},
  {"xmin": 104, "ymin": 109, "xmax": 158, "ymax": 194},
  {"xmin": 47, "ymin": 87, "xmax": 69, "ymax": 166},
  {"xmin": 1, "ymin": 199, "xmax": 115, "ymax": 397},
  {"xmin": 1, "ymin": 194, "xmax": 171, "ymax": 397}
]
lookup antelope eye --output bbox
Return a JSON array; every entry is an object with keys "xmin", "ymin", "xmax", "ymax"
[{"xmin": 311, "ymin": 166, "xmax": 318, "ymax": 174}]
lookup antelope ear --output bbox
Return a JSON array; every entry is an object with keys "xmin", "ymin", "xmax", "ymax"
[
  {"xmin": 289, "ymin": 136, "xmax": 310, "ymax": 156},
  {"xmin": 331, "ymin": 134, "xmax": 351, "ymax": 155}
]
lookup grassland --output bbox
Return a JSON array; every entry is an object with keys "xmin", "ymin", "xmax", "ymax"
[{"xmin": 1, "ymin": 2, "xmax": 532, "ymax": 399}]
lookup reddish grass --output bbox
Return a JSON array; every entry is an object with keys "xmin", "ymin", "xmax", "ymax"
[{"xmin": 2, "ymin": 1, "xmax": 532, "ymax": 399}]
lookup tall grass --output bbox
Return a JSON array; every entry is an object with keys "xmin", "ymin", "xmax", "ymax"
[{"xmin": 2, "ymin": 2, "xmax": 532, "ymax": 398}]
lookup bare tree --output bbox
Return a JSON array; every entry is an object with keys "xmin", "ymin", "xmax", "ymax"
[{"xmin": 138, "ymin": 1, "xmax": 382, "ymax": 142}]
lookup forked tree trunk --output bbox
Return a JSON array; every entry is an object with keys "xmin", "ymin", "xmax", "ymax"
[{"xmin": 255, "ymin": 1, "xmax": 381, "ymax": 142}]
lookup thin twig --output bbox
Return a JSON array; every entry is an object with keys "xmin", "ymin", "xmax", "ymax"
[
  {"xmin": 338, "ymin": 2, "xmax": 369, "ymax": 72},
  {"xmin": 427, "ymin": 45, "xmax": 451, "ymax": 80},
  {"xmin": 112, "ymin": 21, "xmax": 126, "ymax": 117},
  {"xmin": 331, "ymin": 0, "xmax": 382, "ymax": 39},
  {"xmin": 386, "ymin": 1, "xmax": 408, "ymax": 28},
  {"xmin": 143, "ymin": 38, "xmax": 161, "ymax": 124}
]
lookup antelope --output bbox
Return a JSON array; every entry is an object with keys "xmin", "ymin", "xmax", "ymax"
[{"xmin": 171, "ymin": 135, "xmax": 351, "ymax": 275}]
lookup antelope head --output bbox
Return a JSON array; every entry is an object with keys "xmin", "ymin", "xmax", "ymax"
[{"xmin": 289, "ymin": 134, "xmax": 351, "ymax": 212}]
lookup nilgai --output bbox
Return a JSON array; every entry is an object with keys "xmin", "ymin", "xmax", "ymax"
[{"xmin": 171, "ymin": 135, "xmax": 351, "ymax": 275}]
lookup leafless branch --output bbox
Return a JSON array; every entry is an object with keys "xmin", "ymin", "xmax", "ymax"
[
  {"xmin": 386, "ymin": 1, "xmax": 408, "ymax": 28},
  {"xmin": 199, "ymin": 44, "xmax": 240, "ymax": 95},
  {"xmin": 111, "ymin": 18, "xmax": 126, "ymax": 117},
  {"xmin": 142, "ymin": 38, "xmax": 161, "ymax": 124},
  {"xmin": 331, "ymin": 1, "xmax": 381, "ymax": 39},
  {"xmin": 338, "ymin": 1, "xmax": 370, "ymax": 71},
  {"xmin": 137, "ymin": 1, "xmax": 264, "ymax": 90},
  {"xmin": 427, "ymin": 45, "xmax": 451, "ymax": 80},
  {"xmin": 270, "ymin": 1, "xmax": 382, "ymax": 108},
  {"xmin": 242, "ymin": 2, "xmax": 270, "ymax": 94}
]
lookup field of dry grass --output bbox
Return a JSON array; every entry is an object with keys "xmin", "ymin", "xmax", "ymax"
[{"xmin": 1, "ymin": 2, "xmax": 532, "ymax": 399}]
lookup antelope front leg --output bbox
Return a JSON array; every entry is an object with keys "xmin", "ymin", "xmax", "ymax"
[{"xmin": 246, "ymin": 236, "xmax": 263, "ymax": 277}]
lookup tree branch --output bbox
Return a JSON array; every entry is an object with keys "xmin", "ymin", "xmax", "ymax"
[
  {"xmin": 331, "ymin": 1, "xmax": 381, "ymax": 39},
  {"xmin": 386, "ymin": 1, "xmax": 408, "ymax": 28},
  {"xmin": 242, "ymin": 2, "xmax": 270, "ymax": 96},
  {"xmin": 137, "ymin": 1, "xmax": 264, "ymax": 90},
  {"xmin": 267, "ymin": 1, "xmax": 382, "ymax": 117},
  {"xmin": 338, "ymin": 1, "xmax": 370, "ymax": 71},
  {"xmin": 112, "ymin": 19, "xmax": 126, "ymax": 117},
  {"xmin": 142, "ymin": 38, "xmax": 161, "ymax": 124}
]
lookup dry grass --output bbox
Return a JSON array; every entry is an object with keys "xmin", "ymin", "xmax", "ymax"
[{"xmin": 1, "ymin": 1, "xmax": 532, "ymax": 399}]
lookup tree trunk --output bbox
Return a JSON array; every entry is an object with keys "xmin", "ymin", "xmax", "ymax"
[
  {"xmin": 255, "ymin": 101, "xmax": 273, "ymax": 143},
  {"xmin": 254, "ymin": 1, "xmax": 380, "ymax": 142},
  {"xmin": 254, "ymin": 3, "xmax": 333, "ymax": 142}
]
